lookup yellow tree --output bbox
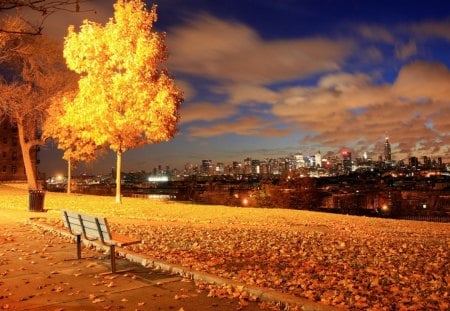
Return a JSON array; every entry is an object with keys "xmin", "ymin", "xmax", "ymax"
[
  {"xmin": 43, "ymin": 91, "xmax": 100, "ymax": 194},
  {"xmin": 0, "ymin": 17, "xmax": 73, "ymax": 190},
  {"xmin": 62, "ymin": 0, "xmax": 183, "ymax": 203}
]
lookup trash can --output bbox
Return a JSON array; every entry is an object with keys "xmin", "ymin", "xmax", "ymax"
[{"xmin": 29, "ymin": 190, "xmax": 45, "ymax": 212}]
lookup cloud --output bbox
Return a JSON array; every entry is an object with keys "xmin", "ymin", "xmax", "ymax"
[
  {"xmin": 180, "ymin": 102, "xmax": 238, "ymax": 123},
  {"xmin": 176, "ymin": 80, "xmax": 196, "ymax": 101},
  {"xmin": 357, "ymin": 25, "xmax": 395, "ymax": 44},
  {"xmin": 213, "ymin": 83, "xmax": 279, "ymax": 105},
  {"xmin": 167, "ymin": 14, "xmax": 353, "ymax": 83},
  {"xmin": 409, "ymin": 19, "xmax": 450, "ymax": 41},
  {"xmin": 395, "ymin": 40, "xmax": 417, "ymax": 60},
  {"xmin": 187, "ymin": 116, "xmax": 293, "ymax": 138},
  {"xmin": 392, "ymin": 61, "xmax": 450, "ymax": 101},
  {"xmin": 364, "ymin": 46, "xmax": 384, "ymax": 62}
]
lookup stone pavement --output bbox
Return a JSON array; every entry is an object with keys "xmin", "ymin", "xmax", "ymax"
[{"xmin": 0, "ymin": 211, "xmax": 263, "ymax": 311}]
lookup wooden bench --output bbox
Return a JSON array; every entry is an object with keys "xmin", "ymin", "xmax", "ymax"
[{"xmin": 62, "ymin": 210, "xmax": 141, "ymax": 273}]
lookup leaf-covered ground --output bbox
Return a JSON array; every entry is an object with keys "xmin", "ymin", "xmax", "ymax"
[{"xmin": 2, "ymin": 184, "xmax": 449, "ymax": 310}]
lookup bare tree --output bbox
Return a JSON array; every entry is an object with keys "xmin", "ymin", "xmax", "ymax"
[
  {"xmin": 0, "ymin": 0, "xmax": 92, "ymax": 35},
  {"xmin": 0, "ymin": 16, "xmax": 74, "ymax": 189}
]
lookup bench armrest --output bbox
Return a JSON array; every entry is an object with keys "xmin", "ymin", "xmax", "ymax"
[{"xmin": 110, "ymin": 233, "xmax": 141, "ymax": 247}]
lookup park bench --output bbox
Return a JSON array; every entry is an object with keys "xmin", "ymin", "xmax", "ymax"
[{"xmin": 62, "ymin": 210, "xmax": 141, "ymax": 273}]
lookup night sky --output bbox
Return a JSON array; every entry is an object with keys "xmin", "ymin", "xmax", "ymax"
[{"xmin": 37, "ymin": 0, "xmax": 450, "ymax": 176}]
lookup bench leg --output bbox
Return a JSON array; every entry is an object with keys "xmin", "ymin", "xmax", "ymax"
[
  {"xmin": 110, "ymin": 245, "xmax": 116, "ymax": 273},
  {"xmin": 76, "ymin": 235, "xmax": 81, "ymax": 259}
]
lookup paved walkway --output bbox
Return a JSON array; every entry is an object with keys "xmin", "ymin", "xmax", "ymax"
[{"xmin": 0, "ymin": 211, "xmax": 262, "ymax": 311}]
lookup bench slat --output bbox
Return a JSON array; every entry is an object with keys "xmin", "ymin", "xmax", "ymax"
[{"xmin": 61, "ymin": 210, "xmax": 139, "ymax": 246}]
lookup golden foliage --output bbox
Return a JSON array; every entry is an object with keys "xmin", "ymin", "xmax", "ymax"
[
  {"xmin": 62, "ymin": 0, "xmax": 182, "ymax": 153},
  {"xmin": 44, "ymin": 91, "xmax": 99, "ymax": 163}
]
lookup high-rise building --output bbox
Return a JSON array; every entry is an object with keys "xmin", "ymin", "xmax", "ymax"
[
  {"xmin": 293, "ymin": 153, "xmax": 304, "ymax": 169},
  {"xmin": 342, "ymin": 151, "xmax": 352, "ymax": 175},
  {"xmin": 215, "ymin": 162, "xmax": 224, "ymax": 175},
  {"xmin": 409, "ymin": 156, "xmax": 419, "ymax": 169},
  {"xmin": 384, "ymin": 136, "xmax": 392, "ymax": 162},
  {"xmin": 314, "ymin": 151, "xmax": 322, "ymax": 167},
  {"xmin": 201, "ymin": 160, "xmax": 213, "ymax": 175},
  {"xmin": 243, "ymin": 157, "xmax": 252, "ymax": 174},
  {"xmin": 422, "ymin": 156, "xmax": 432, "ymax": 169},
  {"xmin": 232, "ymin": 161, "xmax": 242, "ymax": 175},
  {"xmin": 251, "ymin": 159, "xmax": 260, "ymax": 174}
]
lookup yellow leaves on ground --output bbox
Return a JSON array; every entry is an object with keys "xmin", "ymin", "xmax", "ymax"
[{"xmin": 4, "ymin": 185, "xmax": 449, "ymax": 310}]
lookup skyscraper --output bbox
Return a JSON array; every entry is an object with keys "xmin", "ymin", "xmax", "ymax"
[
  {"xmin": 342, "ymin": 151, "xmax": 352, "ymax": 175},
  {"xmin": 201, "ymin": 160, "xmax": 213, "ymax": 175},
  {"xmin": 315, "ymin": 151, "xmax": 322, "ymax": 168},
  {"xmin": 384, "ymin": 136, "xmax": 392, "ymax": 162}
]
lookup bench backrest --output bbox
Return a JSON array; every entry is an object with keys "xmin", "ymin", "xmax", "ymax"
[{"xmin": 62, "ymin": 210, "xmax": 113, "ymax": 244}]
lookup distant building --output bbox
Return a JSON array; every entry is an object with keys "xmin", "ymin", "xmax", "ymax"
[
  {"xmin": 342, "ymin": 151, "xmax": 352, "ymax": 175},
  {"xmin": 315, "ymin": 151, "xmax": 322, "ymax": 167},
  {"xmin": 215, "ymin": 162, "xmax": 224, "ymax": 175},
  {"xmin": 201, "ymin": 159, "xmax": 213, "ymax": 175},
  {"xmin": 259, "ymin": 160, "xmax": 268, "ymax": 174},
  {"xmin": 384, "ymin": 136, "xmax": 392, "ymax": 162},
  {"xmin": 243, "ymin": 157, "xmax": 252, "ymax": 175},
  {"xmin": 0, "ymin": 118, "xmax": 38, "ymax": 181},
  {"xmin": 232, "ymin": 161, "xmax": 242, "ymax": 175},
  {"xmin": 423, "ymin": 156, "xmax": 431, "ymax": 169},
  {"xmin": 294, "ymin": 153, "xmax": 304, "ymax": 169},
  {"xmin": 251, "ymin": 159, "xmax": 260, "ymax": 174},
  {"xmin": 409, "ymin": 157, "xmax": 419, "ymax": 169}
]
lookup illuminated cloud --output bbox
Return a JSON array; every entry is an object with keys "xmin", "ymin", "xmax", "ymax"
[
  {"xmin": 167, "ymin": 14, "xmax": 353, "ymax": 83},
  {"xmin": 180, "ymin": 102, "xmax": 238, "ymax": 123},
  {"xmin": 409, "ymin": 19, "xmax": 450, "ymax": 41},
  {"xmin": 357, "ymin": 25, "xmax": 395, "ymax": 43},
  {"xmin": 213, "ymin": 83, "xmax": 279, "ymax": 105},
  {"xmin": 187, "ymin": 116, "xmax": 292, "ymax": 138},
  {"xmin": 176, "ymin": 80, "xmax": 196, "ymax": 101},
  {"xmin": 395, "ymin": 40, "xmax": 417, "ymax": 60}
]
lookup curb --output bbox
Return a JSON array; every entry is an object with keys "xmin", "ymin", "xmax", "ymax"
[{"xmin": 29, "ymin": 219, "xmax": 339, "ymax": 311}]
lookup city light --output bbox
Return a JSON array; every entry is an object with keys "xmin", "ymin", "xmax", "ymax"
[{"xmin": 148, "ymin": 176, "xmax": 169, "ymax": 182}]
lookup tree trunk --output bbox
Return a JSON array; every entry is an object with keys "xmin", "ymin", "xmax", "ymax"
[
  {"xmin": 67, "ymin": 158, "xmax": 72, "ymax": 194},
  {"xmin": 17, "ymin": 120, "xmax": 38, "ymax": 190},
  {"xmin": 115, "ymin": 150, "xmax": 122, "ymax": 204}
]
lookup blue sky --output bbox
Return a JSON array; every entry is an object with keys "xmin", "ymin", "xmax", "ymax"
[{"xmin": 37, "ymin": 0, "xmax": 450, "ymax": 175}]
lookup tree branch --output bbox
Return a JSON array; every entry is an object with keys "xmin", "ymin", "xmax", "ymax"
[{"xmin": 0, "ymin": 0, "xmax": 94, "ymax": 35}]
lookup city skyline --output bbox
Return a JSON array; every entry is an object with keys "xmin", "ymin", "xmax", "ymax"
[
  {"xmin": 49, "ymin": 135, "xmax": 448, "ymax": 177},
  {"xmin": 35, "ymin": 0, "xmax": 450, "ymax": 176}
]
